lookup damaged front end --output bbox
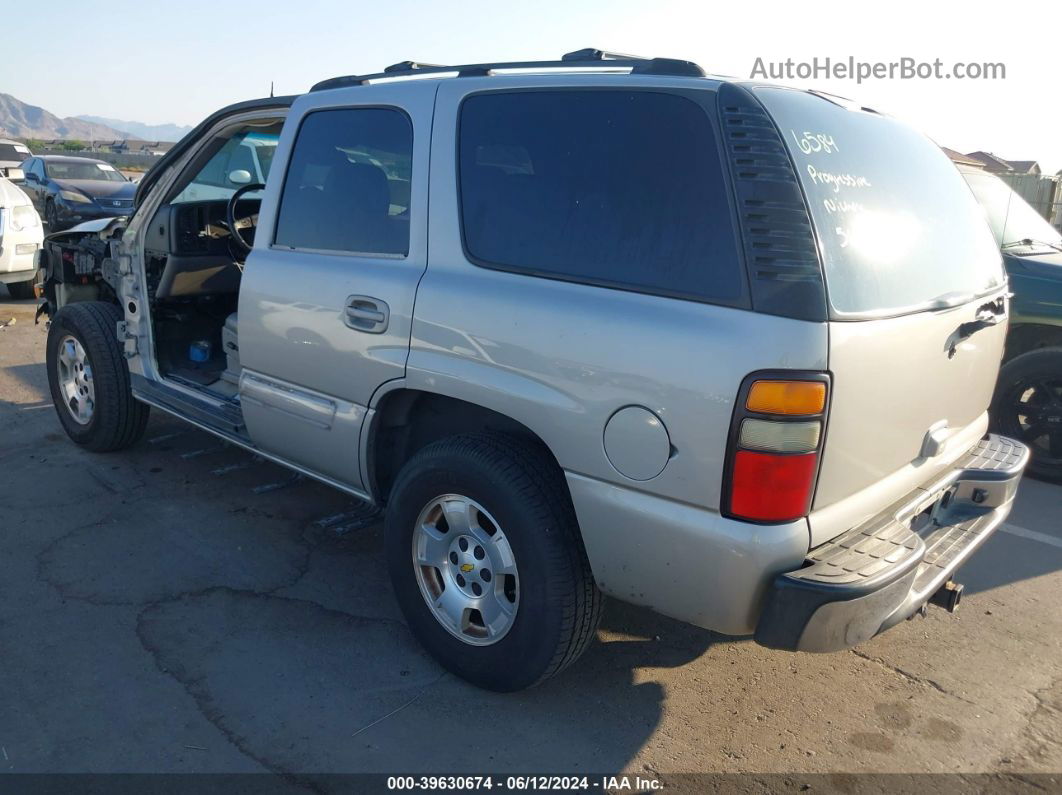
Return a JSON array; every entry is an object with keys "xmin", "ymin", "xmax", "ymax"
[{"xmin": 36, "ymin": 217, "xmax": 128, "ymax": 324}]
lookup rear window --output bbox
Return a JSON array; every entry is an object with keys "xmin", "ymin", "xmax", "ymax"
[
  {"xmin": 755, "ymin": 87, "xmax": 1004, "ymax": 317},
  {"xmin": 458, "ymin": 91, "xmax": 745, "ymax": 305},
  {"xmin": 0, "ymin": 143, "xmax": 30, "ymax": 162}
]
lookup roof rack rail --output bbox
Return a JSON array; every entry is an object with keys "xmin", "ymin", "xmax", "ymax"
[
  {"xmin": 311, "ymin": 49, "xmax": 705, "ymax": 92},
  {"xmin": 384, "ymin": 60, "xmax": 449, "ymax": 73},
  {"xmin": 561, "ymin": 48, "xmax": 648, "ymax": 62}
]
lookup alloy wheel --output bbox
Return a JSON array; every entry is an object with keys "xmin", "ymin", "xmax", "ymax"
[
  {"xmin": 411, "ymin": 494, "xmax": 520, "ymax": 646},
  {"xmin": 1006, "ymin": 376, "xmax": 1062, "ymax": 463},
  {"xmin": 55, "ymin": 335, "xmax": 95, "ymax": 425}
]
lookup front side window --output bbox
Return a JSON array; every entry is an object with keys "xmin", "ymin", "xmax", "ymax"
[
  {"xmin": 458, "ymin": 90, "xmax": 744, "ymax": 304},
  {"xmin": 274, "ymin": 108, "xmax": 413, "ymax": 256}
]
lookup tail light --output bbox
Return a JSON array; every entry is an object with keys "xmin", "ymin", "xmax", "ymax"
[{"xmin": 723, "ymin": 372, "xmax": 830, "ymax": 523}]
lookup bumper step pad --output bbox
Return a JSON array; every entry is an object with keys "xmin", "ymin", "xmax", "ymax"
[{"xmin": 755, "ymin": 434, "xmax": 1028, "ymax": 652}]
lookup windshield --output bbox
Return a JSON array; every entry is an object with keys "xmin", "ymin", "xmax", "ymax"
[
  {"xmin": 0, "ymin": 142, "xmax": 30, "ymax": 162},
  {"xmin": 755, "ymin": 87, "xmax": 1004, "ymax": 317},
  {"xmin": 960, "ymin": 170, "xmax": 1062, "ymax": 251},
  {"xmin": 171, "ymin": 128, "xmax": 280, "ymax": 204},
  {"xmin": 46, "ymin": 160, "xmax": 128, "ymax": 182}
]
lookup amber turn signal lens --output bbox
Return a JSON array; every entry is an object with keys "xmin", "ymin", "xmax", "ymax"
[{"xmin": 746, "ymin": 380, "xmax": 826, "ymax": 416}]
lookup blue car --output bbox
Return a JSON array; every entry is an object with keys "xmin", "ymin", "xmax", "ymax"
[
  {"xmin": 18, "ymin": 155, "xmax": 135, "ymax": 231},
  {"xmin": 960, "ymin": 165, "xmax": 1062, "ymax": 481}
]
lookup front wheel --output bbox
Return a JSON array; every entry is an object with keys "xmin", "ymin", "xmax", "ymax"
[
  {"xmin": 44, "ymin": 200, "xmax": 59, "ymax": 230},
  {"xmin": 385, "ymin": 433, "xmax": 602, "ymax": 691},
  {"xmin": 991, "ymin": 347, "xmax": 1062, "ymax": 482},
  {"xmin": 46, "ymin": 301, "xmax": 149, "ymax": 451}
]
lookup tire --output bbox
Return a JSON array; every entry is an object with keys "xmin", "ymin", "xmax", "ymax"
[
  {"xmin": 6, "ymin": 278, "xmax": 35, "ymax": 299},
  {"xmin": 991, "ymin": 347, "xmax": 1062, "ymax": 482},
  {"xmin": 45, "ymin": 200, "xmax": 60, "ymax": 231},
  {"xmin": 385, "ymin": 433, "xmax": 602, "ymax": 691},
  {"xmin": 46, "ymin": 301, "xmax": 149, "ymax": 452}
]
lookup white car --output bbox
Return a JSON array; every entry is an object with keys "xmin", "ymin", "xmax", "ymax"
[
  {"xmin": 0, "ymin": 138, "xmax": 31, "ymax": 178},
  {"xmin": 0, "ymin": 176, "xmax": 44, "ymax": 299}
]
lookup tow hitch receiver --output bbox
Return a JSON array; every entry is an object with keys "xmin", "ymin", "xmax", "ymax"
[{"xmin": 929, "ymin": 580, "xmax": 964, "ymax": 613}]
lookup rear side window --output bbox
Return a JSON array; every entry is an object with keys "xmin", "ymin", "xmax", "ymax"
[
  {"xmin": 459, "ymin": 91, "xmax": 745, "ymax": 305},
  {"xmin": 275, "ymin": 108, "xmax": 412, "ymax": 256},
  {"xmin": 755, "ymin": 87, "xmax": 1004, "ymax": 317}
]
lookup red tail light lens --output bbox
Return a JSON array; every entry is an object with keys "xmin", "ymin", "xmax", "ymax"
[
  {"xmin": 723, "ymin": 372, "xmax": 830, "ymax": 523},
  {"xmin": 729, "ymin": 450, "xmax": 818, "ymax": 521}
]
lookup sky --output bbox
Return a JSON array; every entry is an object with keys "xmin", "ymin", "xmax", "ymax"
[{"xmin": 2, "ymin": 0, "xmax": 1059, "ymax": 172}]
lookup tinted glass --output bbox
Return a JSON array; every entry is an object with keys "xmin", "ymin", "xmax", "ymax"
[
  {"xmin": 275, "ymin": 108, "xmax": 412, "ymax": 256},
  {"xmin": 459, "ymin": 91, "xmax": 744, "ymax": 303},
  {"xmin": 171, "ymin": 129, "xmax": 280, "ymax": 204},
  {"xmin": 0, "ymin": 143, "xmax": 30, "ymax": 162},
  {"xmin": 756, "ymin": 87, "xmax": 1004, "ymax": 316}
]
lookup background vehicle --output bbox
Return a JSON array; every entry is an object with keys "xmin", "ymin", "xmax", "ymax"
[
  {"xmin": 0, "ymin": 176, "xmax": 43, "ymax": 298},
  {"xmin": 960, "ymin": 165, "xmax": 1062, "ymax": 481},
  {"xmin": 35, "ymin": 52, "xmax": 1026, "ymax": 691},
  {"xmin": 0, "ymin": 138, "xmax": 31, "ymax": 178},
  {"xmin": 20, "ymin": 155, "xmax": 134, "ymax": 231}
]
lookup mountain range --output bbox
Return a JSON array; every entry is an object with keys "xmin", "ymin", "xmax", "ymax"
[
  {"xmin": 75, "ymin": 115, "xmax": 191, "ymax": 142},
  {"xmin": 0, "ymin": 92, "xmax": 190, "ymax": 142}
]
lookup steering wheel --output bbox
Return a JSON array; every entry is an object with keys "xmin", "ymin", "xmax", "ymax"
[{"xmin": 226, "ymin": 182, "xmax": 266, "ymax": 259}]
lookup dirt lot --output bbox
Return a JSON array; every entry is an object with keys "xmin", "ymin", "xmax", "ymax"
[{"xmin": 2, "ymin": 288, "xmax": 1061, "ymax": 786}]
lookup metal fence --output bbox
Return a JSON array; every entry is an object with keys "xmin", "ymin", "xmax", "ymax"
[{"xmin": 32, "ymin": 148, "xmax": 162, "ymax": 172}]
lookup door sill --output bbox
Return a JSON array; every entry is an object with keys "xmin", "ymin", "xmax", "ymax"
[{"xmin": 129, "ymin": 373, "xmax": 375, "ymax": 505}]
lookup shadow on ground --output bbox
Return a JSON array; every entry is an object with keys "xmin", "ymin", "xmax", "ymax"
[{"xmin": 20, "ymin": 412, "xmax": 720, "ymax": 778}]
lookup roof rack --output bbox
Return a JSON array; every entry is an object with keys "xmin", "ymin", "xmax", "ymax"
[{"xmin": 311, "ymin": 48, "xmax": 705, "ymax": 92}]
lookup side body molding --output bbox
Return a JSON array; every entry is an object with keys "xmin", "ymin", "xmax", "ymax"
[{"xmin": 240, "ymin": 370, "xmax": 366, "ymax": 485}]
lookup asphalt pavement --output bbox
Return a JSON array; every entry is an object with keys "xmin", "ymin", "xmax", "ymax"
[{"xmin": 1, "ymin": 288, "xmax": 1060, "ymax": 788}]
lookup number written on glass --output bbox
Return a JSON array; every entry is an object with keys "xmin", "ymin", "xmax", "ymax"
[{"xmin": 791, "ymin": 130, "xmax": 839, "ymax": 155}]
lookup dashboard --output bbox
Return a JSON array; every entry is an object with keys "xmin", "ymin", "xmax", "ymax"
[{"xmin": 144, "ymin": 199, "xmax": 261, "ymax": 299}]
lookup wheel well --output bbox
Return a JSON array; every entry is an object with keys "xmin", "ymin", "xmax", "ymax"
[
  {"xmin": 1005, "ymin": 324, "xmax": 1062, "ymax": 362},
  {"xmin": 368, "ymin": 390, "xmax": 561, "ymax": 504}
]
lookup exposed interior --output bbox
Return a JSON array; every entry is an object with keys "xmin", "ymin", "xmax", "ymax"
[{"xmin": 144, "ymin": 119, "xmax": 284, "ymax": 401}]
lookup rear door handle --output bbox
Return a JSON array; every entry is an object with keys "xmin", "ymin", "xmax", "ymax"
[
  {"xmin": 948, "ymin": 313, "xmax": 1002, "ymax": 358},
  {"xmin": 344, "ymin": 295, "xmax": 389, "ymax": 333}
]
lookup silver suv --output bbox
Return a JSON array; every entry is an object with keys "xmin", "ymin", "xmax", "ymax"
[{"xmin": 37, "ymin": 50, "xmax": 1028, "ymax": 691}]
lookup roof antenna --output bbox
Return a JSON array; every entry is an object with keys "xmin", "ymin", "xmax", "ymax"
[{"xmin": 269, "ymin": 81, "xmax": 274, "ymax": 98}]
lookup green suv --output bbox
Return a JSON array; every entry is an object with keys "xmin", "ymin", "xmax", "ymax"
[{"xmin": 960, "ymin": 166, "xmax": 1062, "ymax": 480}]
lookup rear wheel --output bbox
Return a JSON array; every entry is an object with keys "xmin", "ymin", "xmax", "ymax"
[
  {"xmin": 385, "ymin": 433, "xmax": 602, "ymax": 691},
  {"xmin": 991, "ymin": 347, "xmax": 1062, "ymax": 482},
  {"xmin": 46, "ymin": 301, "xmax": 149, "ymax": 451},
  {"xmin": 6, "ymin": 278, "xmax": 35, "ymax": 299}
]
